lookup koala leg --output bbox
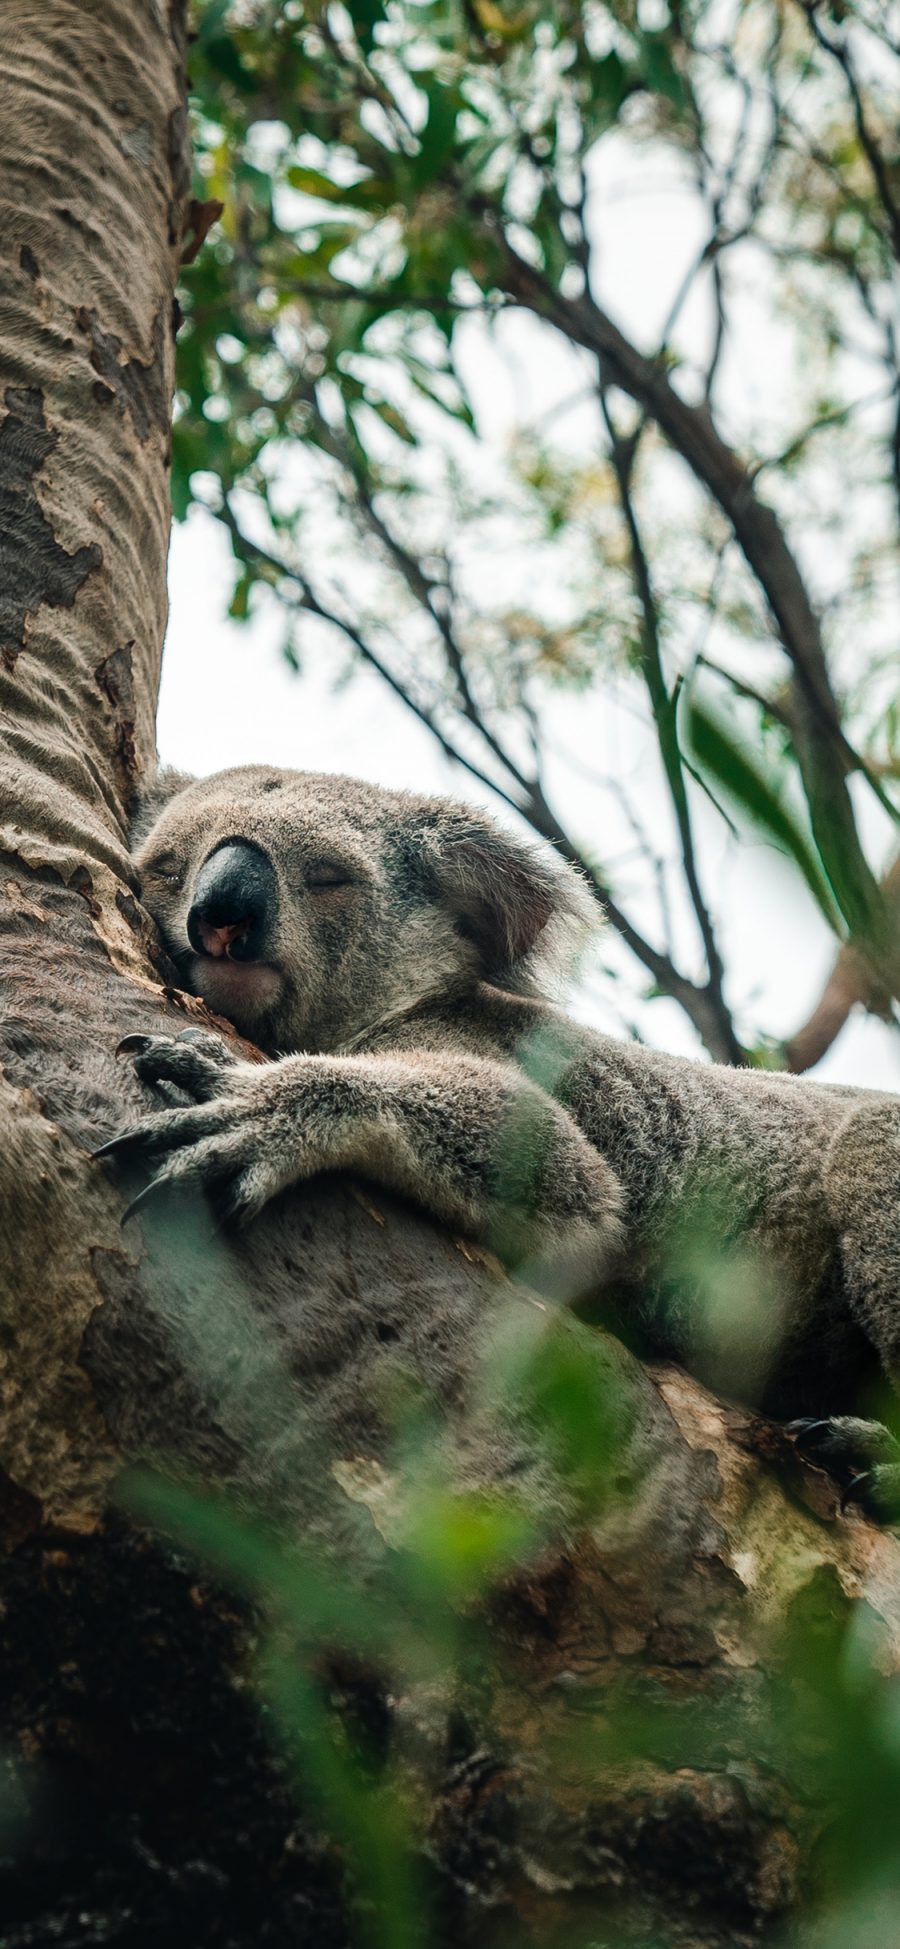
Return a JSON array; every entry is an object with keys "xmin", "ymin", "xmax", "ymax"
[
  {"xmin": 798, "ymin": 1100, "xmax": 900, "ymax": 1521},
  {"xmin": 97, "ymin": 1036, "xmax": 625, "ymax": 1299}
]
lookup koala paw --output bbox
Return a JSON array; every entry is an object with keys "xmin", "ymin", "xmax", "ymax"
[
  {"xmin": 116, "ymin": 1027, "xmax": 243, "ymax": 1101},
  {"xmin": 96, "ymin": 1033, "xmax": 285, "ymax": 1227},
  {"xmin": 788, "ymin": 1416, "xmax": 900, "ymax": 1524}
]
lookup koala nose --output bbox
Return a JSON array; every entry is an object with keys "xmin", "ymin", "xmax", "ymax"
[{"xmin": 187, "ymin": 840, "xmax": 278, "ymax": 963}]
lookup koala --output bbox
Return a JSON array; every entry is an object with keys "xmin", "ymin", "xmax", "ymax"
[{"xmin": 98, "ymin": 764, "xmax": 900, "ymax": 1517}]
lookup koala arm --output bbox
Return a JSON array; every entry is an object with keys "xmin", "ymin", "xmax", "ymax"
[{"xmin": 97, "ymin": 1031, "xmax": 625, "ymax": 1297}]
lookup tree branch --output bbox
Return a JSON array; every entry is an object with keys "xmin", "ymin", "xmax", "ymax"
[
  {"xmin": 799, "ymin": 1, "xmax": 900, "ymax": 264},
  {"xmin": 335, "ymin": 456, "xmax": 536, "ymax": 796},
  {"xmin": 521, "ymin": 782, "xmax": 758, "ymax": 1062},
  {"xmin": 281, "ymin": 279, "xmax": 506, "ymax": 315},
  {"xmin": 498, "ymin": 239, "xmax": 893, "ymax": 962},
  {"xmin": 784, "ymin": 857, "xmax": 900, "ymax": 1072},
  {"xmin": 599, "ymin": 391, "xmax": 745, "ymax": 1064},
  {"xmin": 217, "ymin": 498, "xmax": 528, "ymax": 818}
]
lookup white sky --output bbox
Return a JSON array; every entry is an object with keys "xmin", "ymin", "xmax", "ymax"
[{"xmin": 161, "ymin": 118, "xmax": 900, "ymax": 1091}]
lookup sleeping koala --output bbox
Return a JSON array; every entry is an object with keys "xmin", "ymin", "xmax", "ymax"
[{"xmin": 99, "ymin": 764, "xmax": 900, "ymax": 1515}]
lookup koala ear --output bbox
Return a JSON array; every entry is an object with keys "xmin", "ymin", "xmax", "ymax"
[
  {"xmin": 128, "ymin": 766, "xmax": 195, "ymax": 847},
  {"xmin": 419, "ymin": 807, "xmax": 599, "ymax": 989}
]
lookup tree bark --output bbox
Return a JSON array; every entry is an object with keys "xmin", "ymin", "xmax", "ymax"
[
  {"xmin": 784, "ymin": 857, "xmax": 900, "ymax": 1072},
  {"xmin": 1, "ymin": 9, "xmax": 899, "ymax": 1946}
]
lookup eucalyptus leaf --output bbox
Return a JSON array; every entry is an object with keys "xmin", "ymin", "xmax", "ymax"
[{"xmin": 685, "ymin": 697, "xmax": 844, "ymax": 933}]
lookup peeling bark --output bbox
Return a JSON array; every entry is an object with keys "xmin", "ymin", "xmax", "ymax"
[
  {"xmin": 1, "ymin": 7, "xmax": 899, "ymax": 1947},
  {"xmin": 73, "ymin": 303, "xmax": 171, "ymax": 444},
  {"xmin": 0, "ymin": 387, "xmax": 102, "ymax": 665}
]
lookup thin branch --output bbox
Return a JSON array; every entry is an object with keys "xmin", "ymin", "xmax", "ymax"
[
  {"xmin": 218, "ymin": 497, "xmax": 526, "ymax": 816},
  {"xmin": 659, "ymin": 29, "xmax": 781, "ymax": 401},
  {"xmin": 520, "ymin": 781, "xmax": 751, "ymax": 1061},
  {"xmin": 599, "ymin": 389, "xmax": 745, "ymax": 1063},
  {"xmin": 800, "ymin": 1, "xmax": 900, "ymax": 263},
  {"xmin": 784, "ymin": 858, "xmax": 900, "ymax": 1071},
  {"xmin": 604, "ymin": 777, "xmax": 679, "ymax": 967},
  {"xmin": 749, "ymin": 383, "xmax": 898, "ymax": 479},
  {"xmin": 704, "ymin": 250, "xmax": 728, "ymax": 403},
  {"xmin": 335, "ymin": 457, "xmax": 536, "ymax": 796},
  {"xmin": 281, "ymin": 279, "xmax": 507, "ymax": 315},
  {"xmin": 892, "ymin": 387, "xmax": 900, "ymax": 532},
  {"xmin": 497, "ymin": 236, "xmax": 893, "ymax": 960},
  {"xmin": 695, "ymin": 655, "xmax": 792, "ymax": 730}
]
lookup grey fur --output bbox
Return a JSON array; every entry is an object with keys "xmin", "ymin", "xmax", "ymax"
[{"xmin": 114, "ymin": 764, "xmax": 900, "ymax": 1480}]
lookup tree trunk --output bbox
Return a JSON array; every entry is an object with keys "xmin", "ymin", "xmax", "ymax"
[{"xmin": 1, "ymin": 8, "xmax": 899, "ymax": 1946}]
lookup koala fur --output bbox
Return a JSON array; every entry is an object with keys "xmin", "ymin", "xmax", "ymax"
[{"xmin": 102, "ymin": 763, "xmax": 900, "ymax": 1515}]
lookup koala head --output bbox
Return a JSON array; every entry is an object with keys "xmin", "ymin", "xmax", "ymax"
[{"xmin": 132, "ymin": 765, "xmax": 598, "ymax": 1053}]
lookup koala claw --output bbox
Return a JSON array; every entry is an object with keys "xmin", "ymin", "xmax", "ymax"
[
  {"xmin": 116, "ymin": 1033, "xmax": 154, "ymax": 1057},
  {"xmin": 95, "ymin": 1086, "xmax": 276, "ymax": 1230},
  {"xmin": 788, "ymin": 1415, "xmax": 900, "ymax": 1522},
  {"xmin": 787, "ymin": 1418, "xmax": 837, "ymax": 1465},
  {"xmin": 117, "ymin": 1029, "xmax": 243, "ymax": 1102},
  {"xmin": 117, "ymin": 1157, "xmax": 248, "ymax": 1230},
  {"xmin": 120, "ymin": 1179, "xmax": 168, "ymax": 1227},
  {"xmin": 93, "ymin": 1128, "xmax": 143, "ymax": 1162},
  {"xmin": 840, "ymin": 1467, "xmax": 900, "ymax": 1525},
  {"xmin": 116, "ymin": 1148, "xmax": 263, "ymax": 1230}
]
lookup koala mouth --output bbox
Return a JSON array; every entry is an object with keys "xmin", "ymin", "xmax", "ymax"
[{"xmin": 188, "ymin": 949, "xmax": 284, "ymax": 1032}]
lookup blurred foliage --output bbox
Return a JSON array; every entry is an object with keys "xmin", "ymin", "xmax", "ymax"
[
  {"xmin": 120, "ymin": 1274, "xmax": 900, "ymax": 1949},
  {"xmin": 119, "ymin": 1298, "xmax": 625, "ymax": 1949},
  {"xmin": 174, "ymin": 0, "xmax": 900, "ymax": 1068}
]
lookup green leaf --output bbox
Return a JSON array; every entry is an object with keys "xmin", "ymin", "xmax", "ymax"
[
  {"xmin": 403, "ymin": 1488, "xmax": 534, "ymax": 1603},
  {"xmin": 581, "ymin": 49, "xmax": 631, "ymax": 141},
  {"xmin": 169, "ymin": 458, "xmax": 194, "ymax": 523},
  {"xmin": 285, "ymin": 167, "xmax": 395, "ymax": 216},
  {"xmin": 118, "ymin": 1468, "xmax": 385, "ymax": 1648},
  {"xmin": 592, "ymin": 49, "xmax": 629, "ymax": 108},
  {"xmin": 685, "ymin": 697, "xmax": 844, "ymax": 932},
  {"xmin": 347, "ymin": 0, "xmax": 386, "ymax": 55},
  {"xmin": 412, "ymin": 78, "xmax": 459, "ymax": 189},
  {"xmin": 197, "ymin": 30, "xmax": 254, "ymax": 95},
  {"xmin": 286, "ymin": 165, "xmax": 361, "ymax": 205},
  {"xmin": 228, "ymin": 567, "xmax": 252, "ymax": 620},
  {"xmin": 404, "ymin": 363, "xmax": 475, "ymax": 429},
  {"xmin": 637, "ymin": 30, "xmax": 688, "ymax": 109},
  {"xmin": 533, "ymin": 189, "xmax": 571, "ymax": 290},
  {"xmin": 354, "ymin": 398, "xmax": 418, "ymax": 446}
]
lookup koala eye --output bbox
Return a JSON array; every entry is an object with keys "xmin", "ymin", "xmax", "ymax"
[
  {"xmin": 306, "ymin": 866, "xmax": 354, "ymax": 892},
  {"xmin": 145, "ymin": 855, "xmax": 185, "ymax": 890}
]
